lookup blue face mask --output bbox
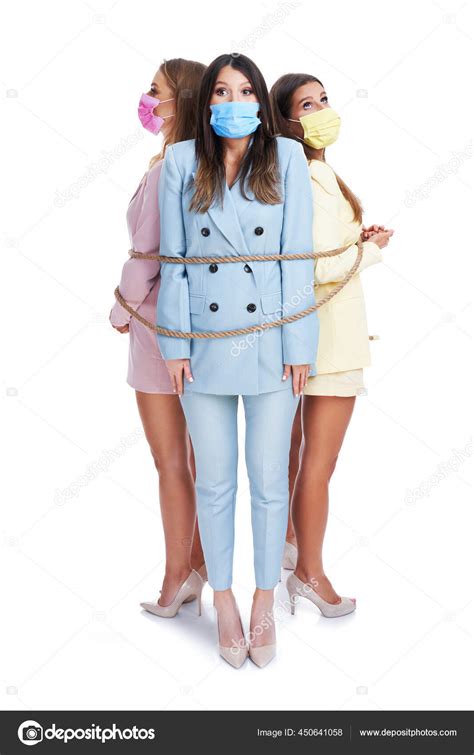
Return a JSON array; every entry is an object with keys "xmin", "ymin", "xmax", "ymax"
[{"xmin": 209, "ymin": 101, "xmax": 261, "ymax": 138}]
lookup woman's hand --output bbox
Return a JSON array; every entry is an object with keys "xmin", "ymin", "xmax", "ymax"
[
  {"xmin": 109, "ymin": 308, "xmax": 129, "ymax": 333},
  {"xmin": 283, "ymin": 364, "xmax": 310, "ymax": 397},
  {"xmin": 366, "ymin": 229, "xmax": 394, "ymax": 249},
  {"xmin": 361, "ymin": 223, "xmax": 387, "ymax": 240},
  {"xmin": 111, "ymin": 323, "xmax": 129, "ymax": 333},
  {"xmin": 165, "ymin": 359, "xmax": 194, "ymax": 395}
]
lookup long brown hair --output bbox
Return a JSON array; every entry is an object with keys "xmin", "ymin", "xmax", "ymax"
[
  {"xmin": 270, "ymin": 73, "xmax": 363, "ymax": 224},
  {"xmin": 190, "ymin": 53, "xmax": 281, "ymax": 213},
  {"xmin": 149, "ymin": 58, "xmax": 206, "ymax": 168}
]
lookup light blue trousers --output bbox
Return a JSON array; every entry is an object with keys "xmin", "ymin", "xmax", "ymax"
[{"xmin": 180, "ymin": 388, "xmax": 300, "ymax": 591}]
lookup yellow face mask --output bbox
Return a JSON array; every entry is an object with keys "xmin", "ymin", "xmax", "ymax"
[{"xmin": 288, "ymin": 107, "xmax": 341, "ymax": 149}]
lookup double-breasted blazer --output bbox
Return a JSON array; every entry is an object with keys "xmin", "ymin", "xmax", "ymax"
[{"xmin": 156, "ymin": 136, "xmax": 319, "ymax": 395}]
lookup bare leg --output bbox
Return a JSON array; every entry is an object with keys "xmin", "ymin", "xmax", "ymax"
[
  {"xmin": 286, "ymin": 399, "xmax": 302, "ymax": 546},
  {"xmin": 135, "ymin": 391, "xmax": 197, "ymax": 605},
  {"xmin": 292, "ymin": 395, "xmax": 356, "ymax": 604}
]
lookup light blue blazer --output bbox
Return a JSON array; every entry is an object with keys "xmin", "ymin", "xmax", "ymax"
[{"xmin": 156, "ymin": 136, "xmax": 319, "ymax": 395}]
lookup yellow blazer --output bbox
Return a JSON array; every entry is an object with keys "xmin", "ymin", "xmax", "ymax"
[{"xmin": 310, "ymin": 159, "xmax": 382, "ymax": 374}]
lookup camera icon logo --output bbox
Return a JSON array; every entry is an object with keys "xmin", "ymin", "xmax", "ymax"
[{"xmin": 18, "ymin": 720, "xmax": 43, "ymax": 746}]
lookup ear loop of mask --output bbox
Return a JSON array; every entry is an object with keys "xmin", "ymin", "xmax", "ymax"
[
  {"xmin": 155, "ymin": 97, "xmax": 175, "ymax": 118},
  {"xmin": 286, "ymin": 117, "xmax": 307, "ymax": 145}
]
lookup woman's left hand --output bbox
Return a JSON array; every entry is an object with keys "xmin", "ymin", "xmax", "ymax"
[
  {"xmin": 283, "ymin": 364, "xmax": 310, "ymax": 397},
  {"xmin": 361, "ymin": 223, "xmax": 388, "ymax": 240}
]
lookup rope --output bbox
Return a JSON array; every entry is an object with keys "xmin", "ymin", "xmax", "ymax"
[
  {"xmin": 114, "ymin": 238, "xmax": 363, "ymax": 339},
  {"xmin": 128, "ymin": 239, "xmax": 358, "ymax": 264}
]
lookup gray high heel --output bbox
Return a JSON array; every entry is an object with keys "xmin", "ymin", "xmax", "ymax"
[
  {"xmin": 140, "ymin": 570, "xmax": 204, "ymax": 618},
  {"xmin": 287, "ymin": 572, "xmax": 356, "ymax": 618}
]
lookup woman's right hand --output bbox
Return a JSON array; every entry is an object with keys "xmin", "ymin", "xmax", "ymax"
[
  {"xmin": 165, "ymin": 359, "xmax": 194, "ymax": 395},
  {"xmin": 109, "ymin": 307, "xmax": 130, "ymax": 333},
  {"xmin": 111, "ymin": 323, "xmax": 129, "ymax": 333},
  {"xmin": 367, "ymin": 229, "xmax": 394, "ymax": 249}
]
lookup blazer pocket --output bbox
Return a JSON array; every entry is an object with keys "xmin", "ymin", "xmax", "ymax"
[
  {"xmin": 261, "ymin": 291, "xmax": 283, "ymax": 315},
  {"xmin": 189, "ymin": 293, "xmax": 206, "ymax": 315}
]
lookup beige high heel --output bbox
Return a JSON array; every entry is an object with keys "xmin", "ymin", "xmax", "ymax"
[
  {"xmin": 183, "ymin": 563, "xmax": 207, "ymax": 603},
  {"xmin": 249, "ymin": 602, "xmax": 277, "ymax": 668},
  {"xmin": 287, "ymin": 572, "xmax": 356, "ymax": 618},
  {"xmin": 214, "ymin": 607, "xmax": 248, "ymax": 669},
  {"xmin": 140, "ymin": 570, "xmax": 203, "ymax": 618},
  {"xmin": 197, "ymin": 563, "xmax": 208, "ymax": 582},
  {"xmin": 282, "ymin": 541, "xmax": 298, "ymax": 570},
  {"xmin": 249, "ymin": 643, "xmax": 276, "ymax": 668}
]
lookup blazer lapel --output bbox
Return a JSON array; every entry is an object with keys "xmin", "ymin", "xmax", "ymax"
[
  {"xmin": 191, "ymin": 171, "xmax": 247, "ymax": 254},
  {"xmin": 210, "ymin": 187, "xmax": 250, "ymax": 255},
  {"xmin": 228, "ymin": 179, "xmax": 265, "ymax": 292},
  {"xmin": 190, "ymin": 168, "xmax": 265, "ymax": 292},
  {"xmin": 309, "ymin": 159, "xmax": 339, "ymax": 195}
]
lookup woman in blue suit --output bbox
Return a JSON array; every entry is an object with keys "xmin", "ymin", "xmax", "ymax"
[{"xmin": 156, "ymin": 53, "xmax": 318, "ymax": 668}]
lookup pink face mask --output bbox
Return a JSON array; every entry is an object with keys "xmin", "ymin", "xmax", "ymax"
[{"xmin": 138, "ymin": 93, "xmax": 175, "ymax": 134}]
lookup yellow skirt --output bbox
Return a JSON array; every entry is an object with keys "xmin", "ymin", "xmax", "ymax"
[{"xmin": 304, "ymin": 368, "xmax": 366, "ymax": 397}]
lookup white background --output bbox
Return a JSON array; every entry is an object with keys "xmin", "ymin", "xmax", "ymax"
[{"xmin": 1, "ymin": 0, "xmax": 472, "ymax": 712}]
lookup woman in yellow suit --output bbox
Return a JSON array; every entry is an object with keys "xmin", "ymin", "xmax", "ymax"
[{"xmin": 271, "ymin": 73, "xmax": 394, "ymax": 617}]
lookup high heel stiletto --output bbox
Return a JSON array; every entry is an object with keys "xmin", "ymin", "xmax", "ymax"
[
  {"xmin": 287, "ymin": 572, "xmax": 356, "ymax": 618},
  {"xmin": 214, "ymin": 607, "xmax": 248, "ymax": 669},
  {"xmin": 249, "ymin": 643, "xmax": 276, "ymax": 668},
  {"xmin": 182, "ymin": 563, "xmax": 207, "ymax": 603},
  {"xmin": 282, "ymin": 541, "xmax": 298, "ymax": 570},
  {"xmin": 140, "ymin": 570, "xmax": 204, "ymax": 618},
  {"xmin": 197, "ymin": 563, "xmax": 208, "ymax": 582},
  {"xmin": 249, "ymin": 604, "xmax": 277, "ymax": 668}
]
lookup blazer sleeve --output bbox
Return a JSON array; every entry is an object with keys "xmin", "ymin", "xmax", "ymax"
[
  {"xmin": 156, "ymin": 145, "xmax": 191, "ymax": 360},
  {"xmin": 280, "ymin": 141, "xmax": 319, "ymax": 367},
  {"xmin": 109, "ymin": 165, "xmax": 162, "ymax": 327},
  {"xmin": 315, "ymin": 239, "xmax": 382, "ymax": 284}
]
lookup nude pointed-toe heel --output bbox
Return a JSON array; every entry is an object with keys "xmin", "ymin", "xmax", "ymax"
[
  {"xmin": 287, "ymin": 573, "xmax": 356, "ymax": 619},
  {"xmin": 219, "ymin": 643, "xmax": 248, "ymax": 669},
  {"xmin": 249, "ymin": 603, "xmax": 277, "ymax": 669},
  {"xmin": 183, "ymin": 563, "xmax": 208, "ymax": 602},
  {"xmin": 282, "ymin": 541, "xmax": 298, "ymax": 571},
  {"xmin": 249, "ymin": 643, "xmax": 276, "ymax": 668},
  {"xmin": 214, "ymin": 608, "xmax": 248, "ymax": 669},
  {"xmin": 140, "ymin": 570, "xmax": 204, "ymax": 619}
]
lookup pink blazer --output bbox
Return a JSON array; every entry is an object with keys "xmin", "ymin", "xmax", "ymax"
[{"xmin": 110, "ymin": 159, "xmax": 174, "ymax": 393}]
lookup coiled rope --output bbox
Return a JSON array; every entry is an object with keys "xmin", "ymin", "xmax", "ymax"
[{"xmin": 113, "ymin": 237, "xmax": 363, "ymax": 339}]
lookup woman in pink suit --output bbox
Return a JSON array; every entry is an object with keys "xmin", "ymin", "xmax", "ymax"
[{"xmin": 110, "ymin": 58, "xmax": 207, "ymax": 611}]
